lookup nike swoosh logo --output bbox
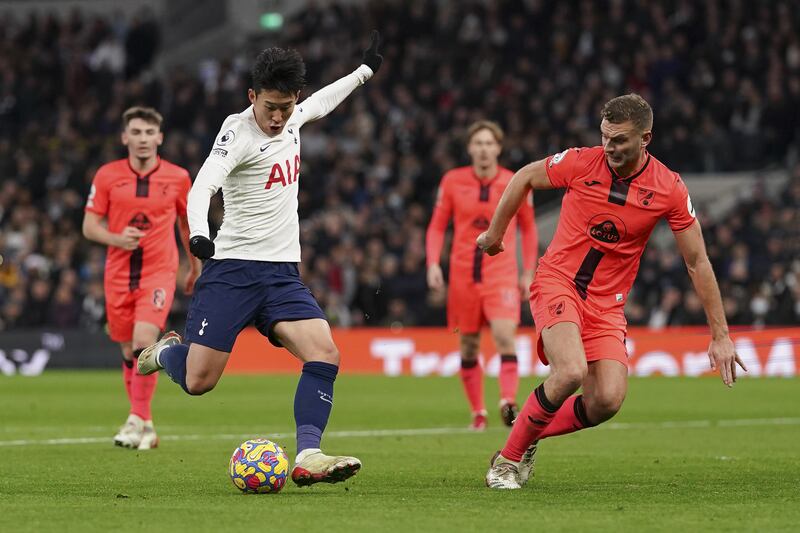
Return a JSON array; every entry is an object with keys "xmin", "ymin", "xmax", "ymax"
[
  {"xmin": 260, "ymin": 144, "xmax": 269, "ymax": 152},
  {"xmin": 319, "ymin": 396, "xmax": 333, "ymax": 405},
  {"xmin": 584, "ymin": 180, "xmax": 602, "ymax": 186}
]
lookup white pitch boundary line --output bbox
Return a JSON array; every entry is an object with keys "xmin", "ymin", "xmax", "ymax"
[{"xmin": 1, "ymin": 417, "xmax": 799, "ymax": 448}]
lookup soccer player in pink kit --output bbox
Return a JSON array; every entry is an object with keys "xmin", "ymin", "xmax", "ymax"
[
  {"xmin": 426, "ymin": 121, "xmax": 537, "ymax": 430},
  {"xmin": 478, "ymin": 94, "xmax": 746, "ymax": 489}
]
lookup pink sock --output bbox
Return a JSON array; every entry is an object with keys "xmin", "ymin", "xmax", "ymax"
[
  {"xmin": 538, "ymin": 395, "xmax": 593, "ymax": 439},
  {"xmin": 460, "ymin": 360, "xmax": 485, "ymax": 414},
  {"xmin": 501, "ymin": 384, "xmax": 559, "ymax": 462},
  {"xmin": 498, "ymin": 354, "xmax": 519, "ymax": 403},
  {"xmin": 122, "ymin": 361, "xmax": 133, "ymax": 406},
  {"xmin": 131, "ymin": 372, "xmax": 158, "ymax": 421}
]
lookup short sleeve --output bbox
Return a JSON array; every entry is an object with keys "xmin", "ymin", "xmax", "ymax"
[
  {"xmin": 665, "ymin": 176, "xmax": 697, "ymax": 232},
  {"xmin": 85, "ymin": 169, "xmax": 110, "ymax": 216},
  {"xmin": 206, "ymin": 114, "xmax": 248, "ymax": 174},
  {"xmin": 544, "ymin": 147, "xmax": 585, "ymax": 188},
  {"xmin": 176, "ymin": 170, "xmax": 191, "ymax": 217}
]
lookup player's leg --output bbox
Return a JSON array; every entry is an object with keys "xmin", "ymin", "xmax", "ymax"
[
  {"xmin": 489, "ymin": 318, "xmax": 520, "ymax": 426},
  {"xmin": 129, "ymin": 321, "xmax": 161, "ymax": 448},
  {"xmin": 119, "ymin": 341, "xmax": 134, "ymax": 406},
  {"xmin": 487, "ymin": 281, "xmax": 585, "ymax": 489},
  {"xmin": 537, "ymin": 302, "xmax": 628, "ymax": 439},
  {"xmin": 581, "ymin": 359, "xmax": 627, "ymax": 423},
  {"xmin": 140, "ymin": 333, "xmax": 230, "ymax": 395},
  {"xmin": 514, "ymin": 314, "xmax": 629, "ymax": 485},
  {"xmin": 459, "ymin": 332, "xmax": 487, "ymax": 430},
  {"xmin": 537, "ymin": 358, "xmax": 627, "ymax": 440},
  {"xmin": 137, "ymin": 259, "xmax": 259, "ymax": 396},
  {"xmin": 487, "ymin": 322, "xmax": 587, "ymax": 488},
  {"xmin": 483, "ymin": 285, "xmax": 522, "ymax": 426},
  {"xmin": 106, "ymin": 290, "xmax": 142, "ymax": 448},
  {"xmin": 271, "ymin": 318, "xmax": 361, "ymax": 486},
  {"xmin": 113, "ymin": 340, "xmax": 144, "ymax": 448},
  {"xmin": 505, "ymin": 322, "xmax": 587, "ymax": 453},
  {"xmin": 448, "ymin": 282, "xmax": 486, "ymax": 429}
]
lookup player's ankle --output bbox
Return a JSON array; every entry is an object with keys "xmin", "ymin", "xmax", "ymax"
[{"xmin": 295, "ymin": 448, "xmax": 321, "ymax": 464}]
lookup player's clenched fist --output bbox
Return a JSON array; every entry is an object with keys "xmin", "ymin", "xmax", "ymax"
[
  {"xmin": 476, "ymin": 231, "xmax": 505, "ymax": 256},
  {"xmin": 189, "ymin": 235, "xmax": 215, "ymax": 260},
  {"xmin": 115, "ymin": 226, "xmax": 146, "ymax": 250},
  {"xmin": 362, "ymin": 30, "xmax": 383, "ymax": 73}
]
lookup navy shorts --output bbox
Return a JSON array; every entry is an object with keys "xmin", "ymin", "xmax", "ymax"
[{"xmin": 184, "ymin": 259, "xmax": 326, "ymax": 352}]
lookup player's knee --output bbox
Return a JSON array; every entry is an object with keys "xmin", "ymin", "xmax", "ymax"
[
  {"xmin": 460, "ymin": 337, "xmax": 480, "ymax": 359},
  {"xmin": 587, "ymin": 389, "xmax": 625, "ymax": 423},
  {"xmin": 494, "ymin": 336, "xmax": 515, "ymax": 355},
  {"xmin": 310, "ymin": 343, "xmax": 339, "ymax": 365},
  {"xmin": 185, "ymin": 375, "xmax": 216, "ymax": 396},
  {"xmin": 553, "ymin": 361, "xmax": 588, "ymax": 391}
]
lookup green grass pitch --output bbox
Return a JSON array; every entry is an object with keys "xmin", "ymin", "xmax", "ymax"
[{"xmin": 1, "ymin": 372, "xmax": 799, "ymax": 532}]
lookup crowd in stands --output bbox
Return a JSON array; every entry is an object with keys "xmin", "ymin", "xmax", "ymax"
[{"xmin": 0, "ymin": 1, "xmax": 798, "ymax": 333}]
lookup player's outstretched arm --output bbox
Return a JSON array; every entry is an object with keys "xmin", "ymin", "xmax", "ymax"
[
  {"xmin": 477, "ymin": 159, "xmax": 552, "ymax": 255},
  {"xmin": 186, "ymin": 160, "xmax": 226, "ymax": 260},
  {"xmin": 674, "ymin": 221, "xmax": 747, "ymax": 387},
  {"xmin": 298, "ymin": 31, "xmax": 383, "ymax": 124}
]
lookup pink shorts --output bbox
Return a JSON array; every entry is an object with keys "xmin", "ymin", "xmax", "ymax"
[
  {"xmin": 448, "ymin": 283, "xmax": 520, "ymax": 334},
  {"xmin": 530, "ymin": 275, "xmax": 627, "ymax": 366},
  {"xmin": 105, "ymin": 275, "xmax": 175, "ymax": 342}
]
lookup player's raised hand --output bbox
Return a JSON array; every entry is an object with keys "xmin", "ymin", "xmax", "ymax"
[
  {"xmin": 707, "ymin": 335, "xmax": 747, "ymax": 387},
  {"xmin": 477, "ymin": 231, "xmax": 505, "ymax": 256},
  {"xmin": 362, "ymin": 30, "xmax": 383, "ymax": 73},
  {"xmin": 427, "ymin": 264, "xmax": 445, "ymax": 290},
  {"xmin": 116, "ymin": 226, "xmax": 145, "ymax": 250}
]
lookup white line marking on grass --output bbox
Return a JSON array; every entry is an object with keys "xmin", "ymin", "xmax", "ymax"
[{"xmin": 0, "ymin": 418, "xmax": 798, "ymax": 448}]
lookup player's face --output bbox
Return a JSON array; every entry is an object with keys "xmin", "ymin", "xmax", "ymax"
[
  {"xmin": 122, "ymin": 118, "xmax": 163, "ymax": 160},
  {"xmin": 467, "ymin": 129, "xmax": 502, "ymax": 169},
  {"xmin": 600, "ymin": 119, "xmax": 651, "ymax": 173},
  {"xmin": 249, "ymin": 89, "xmax": 299, "ymax": 137}
]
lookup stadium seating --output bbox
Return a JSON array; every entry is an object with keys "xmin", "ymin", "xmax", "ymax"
[{"xmin": 0, "ymin": 1, "xmax": 798, "ymax": 331}]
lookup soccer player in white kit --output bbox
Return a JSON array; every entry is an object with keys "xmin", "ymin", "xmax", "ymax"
[{"xmin": 138, "ymin": 32, "xmax": 383, "ymax": 487}]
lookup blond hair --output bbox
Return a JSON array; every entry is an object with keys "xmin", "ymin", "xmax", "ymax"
[{"xmin": 467, "ymin": 120, "xmax": 504, "ymax": 145}]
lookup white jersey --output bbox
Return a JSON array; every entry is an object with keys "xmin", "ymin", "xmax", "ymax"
[{"xmin": 187, "ymin": 65, "xmax": 373, "ymax": 262}]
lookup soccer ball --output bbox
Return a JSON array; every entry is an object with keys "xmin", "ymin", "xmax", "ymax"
[{"xmin": 229, "ymin": 439, "xmax": 289, "ymax": 494}]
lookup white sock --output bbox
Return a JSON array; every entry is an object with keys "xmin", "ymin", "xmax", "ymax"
[
  {"xmin": 154, "ymin": 345, "xmax": 166, "ymax": 367},
  {"xmin": 295, "ymin": 448, "xmax": 321, "ymax": 464}
]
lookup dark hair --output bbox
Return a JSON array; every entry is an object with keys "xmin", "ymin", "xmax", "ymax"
[
  {"xmin": 251, "ymin": 47, "xmax": 306, "ymax": 95},
  {"xmin": 600, "ymin": 94, "xmax": 653, "ymax": 132},
  {"xmin": 467, "ymin": 120, "xmax": 504, "ymax": 145},
  {"xmin": 122, "ymin": 106, "xmax": 163, "ymax": 129}
]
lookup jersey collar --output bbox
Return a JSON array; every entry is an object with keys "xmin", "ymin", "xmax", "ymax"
[
  {"xmin": 127, "ymin": 156, "xmax": 161, "ymax": 178},
  {"xmin": 471, "ymin": 166, "xmax": 501, "ymax": 183},
  {"xmin": 606, "ymin": 152, "xmax": 650, "ymax": 182}
]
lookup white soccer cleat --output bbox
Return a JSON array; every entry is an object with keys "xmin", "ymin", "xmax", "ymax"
[
  {"xmin": 291, "ymin": 449, "xmax": 361, "ymax": 487},
  {"xmin": 114, "ymin": 414, "xmax": 144, "ymax": 449},
  {"xmin": 138, "ymin": 421, "xmax": 159, "ymax": 450},
  {"xmin": 518, "ymin": 442, "xmax": 538, "ymax": 486},
  {"xmin": 137, "ymin": 330, "xmax": 182, "ymax": 375},
  {"xmin": 485, "ymin": 451, "xmax": 522, "ymax": 490}
]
